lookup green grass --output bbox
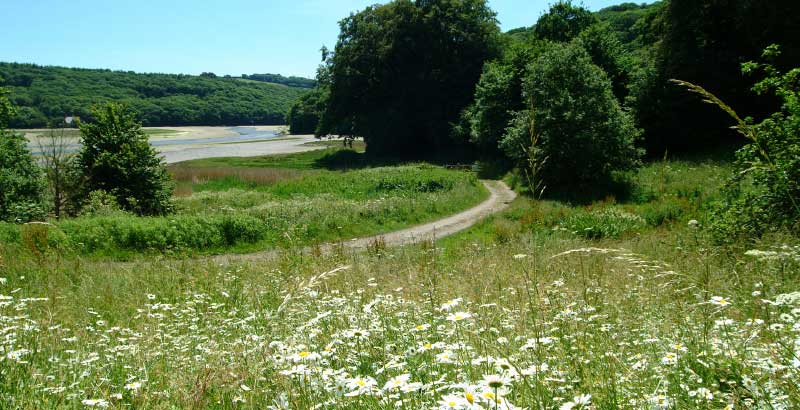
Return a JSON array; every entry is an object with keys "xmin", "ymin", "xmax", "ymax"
[
  {"xmin": 176, "ymin": 143, "xmax": 367, "ymax": 170},
  {"xmin": 2, "ymin": 150, "xmax": 799, "ymax": 409},
  {"xmin": 217, "ymin": 136, "xmax": 300, "ymax": 145},
  {"xmin": 0, "ymin": 148, "xmax": 488, "ymax": 259},
  {"xmin": 143, "ymin": 128, "xmax": 180, "ymax": 136}
]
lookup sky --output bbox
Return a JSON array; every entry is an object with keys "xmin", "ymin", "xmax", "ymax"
[{"xmin": 1, "ymin": 0, "xmax": 638, "ymax": 78}]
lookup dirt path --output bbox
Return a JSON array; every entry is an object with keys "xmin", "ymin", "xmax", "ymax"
[{"xmin": 210, "ymin": 180, "xmax": 516, "ymax": 265}]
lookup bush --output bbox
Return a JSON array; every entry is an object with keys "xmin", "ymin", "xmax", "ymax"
[
  {"xmin": 561, "ymin": 208, "xmax": 645, "ymax": 239},
  {"xmin": 501, "ymin": 42, "xmax": 642, "ymax": 190},
  {"xmin": 637, "ymin": 198, "xmax": 687, "ymax": 227},
  {"xmin": 77, "ymin": 103, "xmax": 174, "ymax": 216},
  {"xmin": 0, "ymin": 82, "xmax": 47, "ymax": 222},
  {"xmin": 80, "ymin": 190, "xmax": 125, "ymax": 217},
  {"xmin": 56, "ymin": 213, "xmax": 266, "ymax": 254}
]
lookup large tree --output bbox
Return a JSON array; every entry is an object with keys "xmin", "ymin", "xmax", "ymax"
[
  {"xmin": 501, "ymin": 43, "xmax": 641, "ymax": 189},
  {"xmin": 77, "ymin": 103, "xmax": 173, "ymax": 216},
  {"xmin": 319, "ymin": 0, "xmax": 501, "ymax": 154}
]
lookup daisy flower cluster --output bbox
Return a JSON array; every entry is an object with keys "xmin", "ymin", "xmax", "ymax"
[{"xmin": 1, "ymin": 243, "xmax": 799, "ymax": 409}]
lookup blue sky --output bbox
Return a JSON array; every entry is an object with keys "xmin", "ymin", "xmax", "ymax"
[{"xmin": 1, "ymin": 0, "xmax": 638, "ymax": 78}]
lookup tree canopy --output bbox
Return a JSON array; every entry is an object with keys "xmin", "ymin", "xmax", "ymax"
[
  {"xmin": 500, "ymin": 43, "xmax": 641, "ymax": 188},
  {"xmin": 317, "ymin": 0, "xmax": 501, "ymax": 154},
  {"xmin": 533, "ymin": 0, "xmax": 597, "ymax": 43}
]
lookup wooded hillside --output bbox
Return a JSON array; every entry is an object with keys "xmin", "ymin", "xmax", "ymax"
[{"xmin": 0, "ymin": 63, "xmax": 310, "ymax": 127}]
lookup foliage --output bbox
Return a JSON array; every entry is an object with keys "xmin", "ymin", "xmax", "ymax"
[
  {"xmin": 561, "ymin": 208, "xmax": 645, "ymax": 239},
  {"xmin": 596, "ymin": 1, "xmax": 662, "ymax": 45},
  {"xmin": 461, "ymin": 62, "xmax": 519, "ymax": 154},
  {"xmin": 689, "ymin": 46, "xmax": 800, "ymax": 241},
  {"xmin": 576, "ymin": 23, "xmax": 632, "ymax": 102},
  {"xmin": 0, "ymin": 82, "xmax": 46, "ymax": 222},
  {"xmin": 629, "ymin": 0, "xmax": 800, "ymax": 155},
  {"xmin": 0, "ymin": 63, "xmax": 309, "ymax": 128},
  {"xmin": 533, "ymin": 0, "xmax": 597, "ymax": 43},
  {"xmin": 76, "ymin": 103, "xmax": 174, "ymax": 216},
  {"xmin": 80, "ymin": 189, "xmax": 126, "ymax": 217},
  {"xmin": 286, "ymin": 88, "xmax": 327, "ymax": 134},
  {"xmin": 319, "ymin": 0, "xmax": 501, "ymax": 154},
  {"xmin": 241, "ymin": 73, "xmax": 316, "ymax": 88},
  {"xmin": 0, "ymin": 130, "xmax": 47, "ymax": 222},
  {"xmin": 501, "ymin": 43, "xmax": 642, "ymax": 189},
  {"xmin": 455, "ymin": 41, "xmax": 536, "ymax": 157}
]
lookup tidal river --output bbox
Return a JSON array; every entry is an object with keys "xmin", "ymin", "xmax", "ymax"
[{"xmin": 24, "ymin": 126, "xmax": 324, "ymax": 164}]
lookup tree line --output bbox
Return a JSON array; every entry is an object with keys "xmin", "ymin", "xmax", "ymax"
[
  {"xmin": 241, "ymin": 73, "xmax": 316, "ymax": 88},
  {"xmin": 0, "ymin": 63, "xmax": 310, "ymax": 128}
]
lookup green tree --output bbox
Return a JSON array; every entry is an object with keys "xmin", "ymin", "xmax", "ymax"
[
  {"xmin": 458, "ymin": 41, "xmax": 535, "ymax": 156},
  {"xmin": 533, "ymin": 1, "xmax": 597, "ymax": 43},
  {"xmin": 77, "ymin": 103, "xmax": 174, "ymax": 216},
  {"xmin": 576, "ymin": 23, "xmax": 632, "ymax": 102},
  {"xmin": 319, "ymin": 0, "xmax": 500, "ymax": 154},
  {"xmin": 0, "ymin": 80, "xmax": 46, "ymax": 222},
  {"xmin": 287, "ymin": 88, "xmax": 327, "ymax": 135},
  {"xmin": 501, "ymin": 43, "xmax": 641, "ymax": 189},
  {"xmin": 464, "ymin": 62, "xmax": 519, "ymax": 155}
]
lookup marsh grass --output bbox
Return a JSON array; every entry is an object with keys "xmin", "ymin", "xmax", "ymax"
[{"xmin": 169, "ymin": 166, "xmax": 304, "ymax": 197}]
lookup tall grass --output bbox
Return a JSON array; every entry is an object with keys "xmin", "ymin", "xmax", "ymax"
[
  {"xmin": 169, "ymin": 166, "xmax": 303, "ymax": 196},
  {"xmin": 2, "ymin": 153, "xmax": 797, "ymax": 409},
  {"xmin": 0, "ymin": 165, "xmax": 487, "ymax": 258}
]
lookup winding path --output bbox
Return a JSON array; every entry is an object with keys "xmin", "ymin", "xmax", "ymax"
[{"xmin": 211, "ymin": 180, "xmax": 516, "ymax": 265}]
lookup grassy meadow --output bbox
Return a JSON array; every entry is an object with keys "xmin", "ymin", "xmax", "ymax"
[
  {"xmin": 2, "ymin": 147, "xmax": 799, "ymax": 409},
  {"xmin": 0, "ymin": 145, "xmax": 487, "ymax": 259}
]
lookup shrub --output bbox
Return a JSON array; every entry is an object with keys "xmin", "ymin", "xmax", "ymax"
[
  {"xmin": 636, "ymin": 198, "xmax": 687, "ymax": 227},
  {"xmin": 0, "ymin": 82, "xmax": 47, "ymax": 222},
  {"xmin": 501, "ymin": 42, "xmax": 642, "ymax": 190},
  {"xmin": 77, "ymin": 103, "xmax": 174, "ymax": 216},
  {"xmin": 80, "ymin": 190, "xmax": 125, "ymax": 217},
  {"xmin": 561, "ymin": 208, "xmax": 645, "ymax": 239},
  {"xmin": 20, "ymin": 222, "xmax": 68, "ymax": 256},
  {"xmin": 57, "ymin": 213, "xmax": 266, "ymax": 254}
]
